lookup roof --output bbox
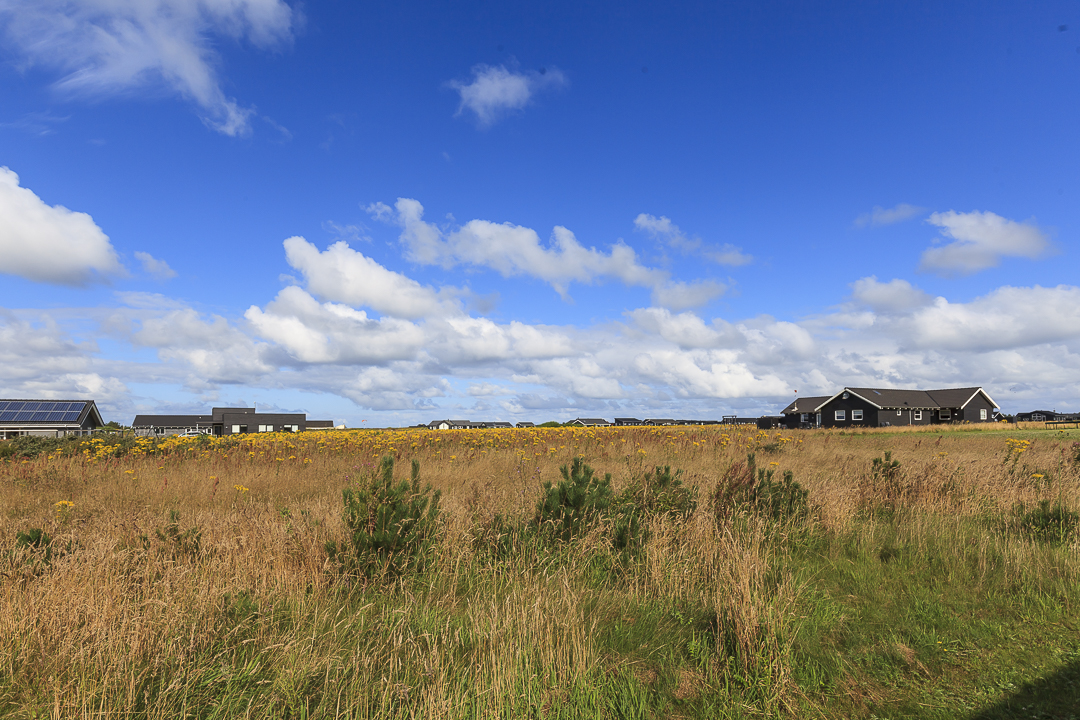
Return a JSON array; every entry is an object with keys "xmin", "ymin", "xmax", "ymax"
[
  {"xmin": 0, "ymin": 400, "xmax": 102, "ymax": 427},
  {"xmin": 132, "ymin": 414, "xmax": 214, "ymax": 427},
  {"xmin": 815, "ymin": 387, "xmax": 998, "ymax": 411},
  {"xmin": 780, "ymin": 396, "xmax": 830, "ymax": 415}
]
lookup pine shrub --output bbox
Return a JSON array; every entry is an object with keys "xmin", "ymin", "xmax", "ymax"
[{"xmin": 326, "ymin": 456, "xmax": 442, "ymax": 579}]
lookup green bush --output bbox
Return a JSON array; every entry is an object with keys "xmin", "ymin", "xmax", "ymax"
[
  {"xmin": 0, "ymin": 435, "xmax": 82, "ymax": 460},
  {"xmin": 711, "ymin": 453, "xmax": 809, "ymax": 524},
  {"xmin": 612, "ymin": 465, "xmax": 697, "ymax": 550},
  {"xmin": 326, "ymin": 456, "xmax": 442, "ymax": 579},
  {"xmin": 533, "ymin": 456, "xmax": 613, "ymax": 543}
]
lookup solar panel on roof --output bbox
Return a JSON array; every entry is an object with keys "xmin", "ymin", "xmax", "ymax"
[
  {"xmin": 46, "ymin": 412, "xmax": 65, "ymax": 421},
  {"xmin": 61, "ymin": 411, "xmax": 82, "ymax": 422},
  {"xmin": 0, "ymin": 412, "xmax": 15, "ymax": 422},
  {"xmin": 14, "ymin": 412, "xmax": 33, "ymax": 421},
  {"xmin": 0, "ymin": 402, "xmax": 8, "ymax": 412},
  {"xmin": 6, "ymin": 402, "xmax": 24, "ymax": 412}
]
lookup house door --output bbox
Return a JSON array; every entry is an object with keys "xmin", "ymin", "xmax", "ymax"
[{"xmin": 815, "ymin": 413, "xmax": 821, "ymax": 426}]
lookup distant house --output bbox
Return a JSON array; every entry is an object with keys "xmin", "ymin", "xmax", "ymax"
[
  {"xmin": 515, "ymin": 421, "xmax": 536, "ymax": 428},
  {"xmin": 570, "ymin": 418, "xmax": 611, "ymax": 427},
  {"xmin": 131, "ymin": 406, "xmax": 333, "ymax": 437},
  {"xmin": 781, "ymin": 387, "xmax": 998, "ymax": 428},
  {"xmin": 428, "ymin": 419, "xmax": 484, "ymax": 429},
  {"xmin": 613, "ymin": 417, "xmax": 642, "ymax": 426},
  {"xmin": 0, "ymin": 399, "xmax": 104, "ymax": 439},
  {"xmin": 644, "ymin": 419, "xmax": 676, "ymax": 426},
  {"xmin": 485, "ymin": 422, "xmax": 514, "ymax": 429},
  {"xmin": 1015, "ymin": 410, "xmax": 1079, "ymax": 422}
]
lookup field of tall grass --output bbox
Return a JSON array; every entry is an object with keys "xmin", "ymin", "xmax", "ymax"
[{"xmin": 1, "ymin": 422, "xmax": 1078, "ymax": 719}]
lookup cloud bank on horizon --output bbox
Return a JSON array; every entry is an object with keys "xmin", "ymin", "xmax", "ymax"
[{"xmin": 0, "ymin": 1, "xmax": 1077, "ymax": 423}]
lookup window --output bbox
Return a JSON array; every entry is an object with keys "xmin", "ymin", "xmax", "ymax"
[
  {"xmin": 980, "ymin": 409, "xmax": 987, "ymax": 420},
  {"xmin": 258, "ymin": 424, "xmax": 270, "ymax": 432},
  {"xmin": 835, "ymin": 410, "xmax": 846, "ymax": 421},
  {"xmin": 897, "ymin": 410, "xmax": 902, "ymax": 416},
  {"xmin": 232, "ymin": 424, "xmax": 241, "ymax": 434},
  {"xmin": 939, "ymin": 409, "xmax": 952, "ymax": 420},
  {"xmin": 800, "ymin": 413, "xmax": 808, "ymax": 422},
  {"xmin": 914, "ymin": 410, "xmax": 922, "ymax": 420},
  {"xmin": 852, "ymin": 409, "xmax": 864, "ymax": 421}
]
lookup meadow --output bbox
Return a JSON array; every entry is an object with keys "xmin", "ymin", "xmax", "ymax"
[{"xmin": 1, "ymin": 422, "xmax": 1078, "ymax": 719}]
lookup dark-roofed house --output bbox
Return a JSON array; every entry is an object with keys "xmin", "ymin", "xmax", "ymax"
[
  {"xmin": 0, "ymin": 399, "xmax": 104, "ymax": 439},
  {"xmin": 613, "ymin": 418, "xmax": 642, "ymax": 426},
  {"xmin": 779, "ymin": 396, "xmax": 831, "ymax": 429},
  {"xmin": 132, "ymin": 407, "xmax": 332, "ymax": 437},
  {"xmin": 516, "ymin": 421, "xmax": 535, "ymax": 428},
  {"xmin": 570, "ymin": 418, "xmax": 611, "ymax": 427},
  {"xmin": 781, "ymin": 387, "xmax": 998, "ymax": 428}
]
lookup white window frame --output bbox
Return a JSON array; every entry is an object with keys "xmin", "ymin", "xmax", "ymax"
[
  {"xmin": 851, "ymin": 409, "xmax": 863, "ymax": 421},
  {"xmin": 980, "ymin": 409, "xmax": 987, "ymax": 420},
  {"xmin": 800, "ymin": 413, "xmax": 808, "ymax": 422},
  {"xmin": 232, "ymin": 424, "xmax": 241, "ymax": 434},
  {"xmin": 258, "ymin": 424, "xmax": 269, "ymax": 433},
  {"xmin": 835, "ymin": 410, "xmax": 846, "ymax": 421},
  {"xmin": 897, "ymin": 410, "xmax": 902, "ymax": 416},
  {"xmin": 914, "ymin": 410, "xmax": 922, "ymax": 420}
]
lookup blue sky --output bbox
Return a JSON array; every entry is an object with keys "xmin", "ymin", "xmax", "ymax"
[{"xmin": 1, "ymin": 0, "xmax": 1079, "ymax": 426}]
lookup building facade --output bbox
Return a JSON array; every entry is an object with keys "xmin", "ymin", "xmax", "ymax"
[
  {"xmin": 781, "ymin": 387, "xmax": 999, "ymax": 429},
  {"xmin": 131, "ymin": 407, "xmax": 333, "ymax": 437}
]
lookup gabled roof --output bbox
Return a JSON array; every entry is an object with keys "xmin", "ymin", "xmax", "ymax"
[
  {"xmin": 780, "ymin": 396, "xmax": 830, "ymax": 415},
  {"xmin": 0, "ymin": 399, "xmax": 103, "ymax": 427},
  {"xmin": 813, "ymin": 387, "xmax": 998, "ymax": 412}
]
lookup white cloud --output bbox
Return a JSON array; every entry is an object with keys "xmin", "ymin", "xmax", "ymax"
[
  {"xmin": 0, "ymin": 0, "xmax": 295, "ymax": 136},
  {"xmin": 282, "ymin": 235, "xmax": 459, "ymax": 319},
  {"xmin": 448, "ymin": 63, "xmax": 566, "ymax": 126},
  {"xmin": 384, "ymin": 198, "xmax": 667, "ymax": 299},
  {"xmin": 902, "ymin": 285, "xmax": 1080, "ymax": 352},
  {"xmin": 634, "ymin": 213, "xmax": 751, "ymax": 266},
  {"xmin": 850, "ymin": 276, "xmax": 931, "ymax": 313},
  {"xmin": 467, "ymin": 382, "xmax": 506, "ymax": 397},
  {"xmin": 854, "ymin": 203, "xmax": 924, "ymax": 227},
  {"xmin": 919, "ymin": 210, "xmax": 1050, "ymax": 275},
  {"xmin": 0, "ymin": 166, "xmax": 125, "ymax": 285},
  {"xmin": 134, "ymin": 251, "xmax": 176, "ymax": 280},
  {"xmin": 651, "ymin": 280, "xmax": 727, "ymax": 310}
]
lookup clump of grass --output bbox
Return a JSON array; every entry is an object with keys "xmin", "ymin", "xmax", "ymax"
[{"xmin": 1010, "ymin": 499, "xmax": 1079, "ymax": 544}]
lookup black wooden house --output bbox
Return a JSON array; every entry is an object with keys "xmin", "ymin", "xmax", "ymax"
[{"xmin": 781, "ymin": 387, "xmax": 998, "ymax": 429}]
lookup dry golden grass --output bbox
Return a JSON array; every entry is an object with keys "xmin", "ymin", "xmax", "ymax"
[{"xmin": 1, "ymin": 422, "xmax": 1078, "ymax": 718}]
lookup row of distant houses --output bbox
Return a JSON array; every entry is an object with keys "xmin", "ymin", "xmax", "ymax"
[
  {"xmin": 423, "ymin": 417, "xmax": 754, "ymax": 430},
  {"xmin": 0, "ymin": 387, "xmax": 1076, "ymax": 439}
]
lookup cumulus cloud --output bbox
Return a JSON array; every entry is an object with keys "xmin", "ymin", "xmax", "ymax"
[
  {"xmin": 651, "ymin": 280, "xmax": 727, "ymax": 311},
  {"xmin": 282, "ymin": 236, "xmax": 459, "ymax": 319},
  {"xmin": 0, "ymin": 0, "xmax": 295, "ymax": 135},
  {"xmin": 854, "ymin": 203, "xmax": 924, "ymax": 227},
  {"xmin": 919, "ymin": 210, "xmax": 1050, "ymax": 275},
  {"xmin": 380, "ymin": 198, "xmax": 667, "ymax": 299},
  {"xmin": 448, "ymin": 63, "xmax": 566, "ymax": 126},
  {"xmin": 850, "ymin": 276, "xmax": 932, "ymax": 313},
  {"xmin": 634, "ymin": 213, "xmax": 752, "ymax": 266},
  {"xmin": 134, "ymin": 251, "xmax": 176, "ymax": 280},
  {"xmin": 0, "ymin": 166, "xmax": 125, "ymax": 285}
]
